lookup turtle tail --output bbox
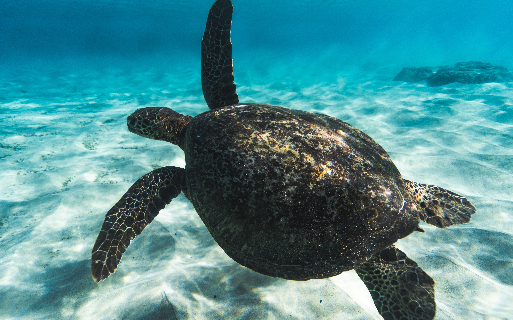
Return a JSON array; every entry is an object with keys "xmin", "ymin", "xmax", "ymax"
[{"xmin": 403, "ymin": 179, "xmax": 476, "ymax": 228}]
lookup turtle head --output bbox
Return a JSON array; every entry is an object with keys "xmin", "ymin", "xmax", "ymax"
[{"xmin": 127, "ymin": 107, "xmax": 192, "ymax": 148}]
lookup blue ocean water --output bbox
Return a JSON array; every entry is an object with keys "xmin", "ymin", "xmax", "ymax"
[{"xmin": 1, "ymin": 0, "xmax": 512, "ymax": 319}]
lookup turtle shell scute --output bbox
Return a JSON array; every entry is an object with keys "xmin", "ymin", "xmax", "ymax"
[{"xmin": 184, "ymin": 103, "xmax": 419, "ymax": 280}]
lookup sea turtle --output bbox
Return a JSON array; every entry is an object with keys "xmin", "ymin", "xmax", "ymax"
[{"xmin": 91, "ymin": 0, "xmax": 476, "ymax": 319}]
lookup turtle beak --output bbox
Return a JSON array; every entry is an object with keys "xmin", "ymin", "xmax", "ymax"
[{"xmin": 127, "ymin": 107, "xmax": 161, "ymax": 139}]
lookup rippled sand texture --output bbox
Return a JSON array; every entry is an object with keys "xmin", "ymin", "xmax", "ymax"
[{"xmin": 1, "ymin": 61, "xmax": 512, "ymax": 319}]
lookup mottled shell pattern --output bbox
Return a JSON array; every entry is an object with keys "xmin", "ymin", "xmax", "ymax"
[{"xmin": 183, "ymin": 103, "xmax": 419, "ymax": 279}]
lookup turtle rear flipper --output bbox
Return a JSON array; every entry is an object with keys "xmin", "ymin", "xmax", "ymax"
[
  {"xmin": 91, "ymin": 166, "xmax": 185, "ymax": 282},
  {"xmin": 404, "ymin": 179, "xmax": 476, "ymax": 228},
  {"xmin": 355, "ymin": 246, "xmax": 436, "ymax": 320},
  {"xmin": 201, "ymin": 0, "xmax": 239, "ymax": 110}
]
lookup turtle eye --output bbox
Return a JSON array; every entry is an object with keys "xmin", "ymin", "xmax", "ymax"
[
  {"xmin": 142, "ymin": 118, "xmax": 152, "ymax": 130},
  {"xmin": 127, "ymin": 115, "xmax": 154, "ymax": 137}
]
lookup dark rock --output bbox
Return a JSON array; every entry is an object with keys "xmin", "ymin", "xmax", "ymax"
[
  {"xmin": 426, "ymin": 61, "xmax": 513, "ymax": 86},
  {"xmin": 394, "ymin": 61, "xmax": 513, "ymax": 87},
  {"xmin": 393, "ymin": 67, "xmax": 435, "ymax": 82}
]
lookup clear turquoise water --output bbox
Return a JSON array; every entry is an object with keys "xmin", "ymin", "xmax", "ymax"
[{"xmin": 1, "ymin": 1, "xmax": 512, "ymax": 319}]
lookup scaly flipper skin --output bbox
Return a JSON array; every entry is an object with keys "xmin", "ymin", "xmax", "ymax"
[
  {"xmin": 403, "ymin": 180, "xmax": 476, "ymax": 228},
  {"xmin": 355, "ymin": 246, "xmax": 436, "ymax": 320},
  {"xmin": 201, "ymin": 0, "xmax": 239, "ymax": 109},
  {"xmin": 91, "ymin": 166, "xmax": 185, "ymax": 282}
]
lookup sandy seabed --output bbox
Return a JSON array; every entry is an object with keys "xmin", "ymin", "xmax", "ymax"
[{"xmin": 1, "ymin": 59, "xmax": 512, "ymax": 319}]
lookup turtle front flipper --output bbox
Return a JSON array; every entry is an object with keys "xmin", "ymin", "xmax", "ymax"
[
  {"xmin": 355, "ymin": 246, "xmax": 436, "ymax": 320},
  {"xmin": 201, "ymin": 0, "xmax": 239, "ymax": 110},
  {"xmin": 91, "ymin": 166, "xmax": 185, "ymax": 282},
  {"xmin": 404, "ymin": 179, "xmax": 476, "ymax": 228}
]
